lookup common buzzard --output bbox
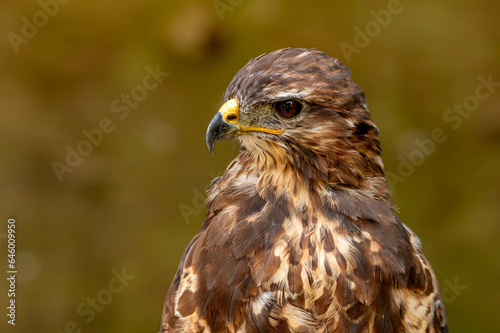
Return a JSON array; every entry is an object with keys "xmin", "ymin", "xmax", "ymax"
[{"xmin": 161, "ymin": 48, "xmax": 447, "ymax": 332}]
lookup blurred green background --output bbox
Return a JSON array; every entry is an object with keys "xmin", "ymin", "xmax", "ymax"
[{"xmin": 0, "ymin": 0, "xmax": 499, "ymax": 332}]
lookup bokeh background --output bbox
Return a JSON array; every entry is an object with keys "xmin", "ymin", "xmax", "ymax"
[{"xmin": 1, "ymin": 0, "xmax": 499, "ymax": 332}]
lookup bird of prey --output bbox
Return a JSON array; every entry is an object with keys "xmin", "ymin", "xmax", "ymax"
[{"xmin": 161, "ymin": 48, "xmax": 447, "ymax": 332}]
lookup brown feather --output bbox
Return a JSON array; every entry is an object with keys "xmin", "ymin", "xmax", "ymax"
[{"xmin": 161, "ymin": 48, "xmax": 447, "ymax": 332}]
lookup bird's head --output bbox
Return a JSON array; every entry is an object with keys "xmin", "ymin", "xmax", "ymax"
[{"xmin": 207, "ymin": 48, "xmax": 389, "ymax": 198}]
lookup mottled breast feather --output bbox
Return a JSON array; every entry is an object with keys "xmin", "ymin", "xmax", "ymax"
[{"xmin": 161, "ymin": 48, "xmax": 447, "ymax": 333}]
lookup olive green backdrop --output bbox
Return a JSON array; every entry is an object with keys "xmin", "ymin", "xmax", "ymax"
[{"xmin": 1, "ymin": 0, "xmax": 499, "ymax": 332}]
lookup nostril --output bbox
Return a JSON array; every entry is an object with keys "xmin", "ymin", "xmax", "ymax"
[{"xmin": 226, "ymin": 114, "xmax": 238, "ymax": 122}]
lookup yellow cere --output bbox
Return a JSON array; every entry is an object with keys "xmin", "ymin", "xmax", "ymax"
[
  {"xmin": 219, "ymin": 98, "xmax": 283, "ymax": 136},
  {"xmin": 220, "ymin": 98, "xmax": 239, "ymax": 124}
]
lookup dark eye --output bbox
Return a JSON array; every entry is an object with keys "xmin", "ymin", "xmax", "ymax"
[{"xmin": 274, "ymin": 100, "xmax": 302, "ymax": 118}]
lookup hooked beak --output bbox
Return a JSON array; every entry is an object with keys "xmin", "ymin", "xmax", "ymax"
[
  {"xmin": 206, "ymin": 98, "xmax": 240, "ymax": 156},
  {"xmin": 206, "ymin": 98, "xmax": 284, "ymax": 156}
]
